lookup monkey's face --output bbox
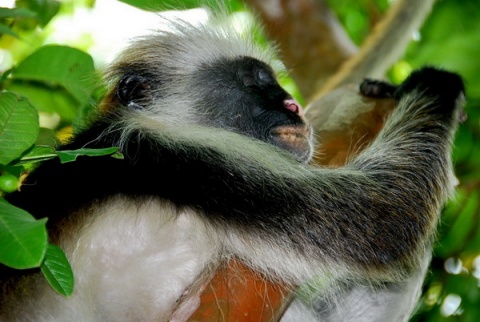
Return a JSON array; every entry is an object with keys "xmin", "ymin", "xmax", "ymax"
[
  {"xmin": 192, "ymin": 57, "xmax": 314, "ymax": 163},
  {"xmin": 113, "ymin": 55, "xmax": 313, "ymax": 163}
]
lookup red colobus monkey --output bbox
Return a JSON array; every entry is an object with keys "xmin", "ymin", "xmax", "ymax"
[{"xmin": 1, "ymin": 15, "xmax": 464, "ymax": 322}]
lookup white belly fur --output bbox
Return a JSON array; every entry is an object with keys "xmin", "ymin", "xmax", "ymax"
[{"xmin": 14, "ymin": 197, "xmax": 220, "ymax": 322}]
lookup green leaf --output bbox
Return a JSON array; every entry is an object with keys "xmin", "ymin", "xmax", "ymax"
[
  {"xmin": 5, "ymin": 80, "xmax": 79, "ymax": 122},
  {"xmin": 41, "ymin": 244, "xmax": 74, "ymax": 297},
  {"xmin": 15, "ymin": 0, "xmax": 61, "ymax": 27},
  {"xmin": 0, "ymin": 23, "xmax": 19, "ymax": 38},
  {"xmin": 57, "ymin": 147, "xmax": 122, "ymax": 163},
  {"xmin": 0, "ymin": 7, "xmax": 37, "ymax": 18},
  {"xmin": 15, "ymin": 145, "xmax": 57, "ymax": 166},
  {"xmin": 10, "ymin": 45, "xmax": 96, "ymax": 106},
  {"xmin": 0, "ymin": 200, "xmax": 47, "ymax": 269},
  {"xmin": 0, "ymin": 92, "xmax": 39, "ymax": 165},
  {"xmin": 436, "ymin": 190, "xmax": 479, "ymax": 257},
  {"xmin": 14, "ymin": 146, "xmax": 123, "ymax": 166}
]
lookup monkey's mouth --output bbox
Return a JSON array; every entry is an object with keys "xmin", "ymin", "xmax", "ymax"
[{"xmin": 270, "ymin": 124, "xmax": 313, "ymax": 163}]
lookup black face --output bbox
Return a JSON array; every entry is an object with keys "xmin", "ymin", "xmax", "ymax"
[
  {"xmin": 194, "ymin": 57, "xmax": 313, "ymax": 162},
  {"xmin": 114, "ymin": 56, "xmax": 313, "ymax": 163}
]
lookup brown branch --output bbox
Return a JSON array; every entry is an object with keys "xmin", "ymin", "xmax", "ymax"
[
  {"xmin": 306, "ymin": 85, "xmax": 395, "ymax": 166},
  {"xmin": 313, "ymin": 0, "xmax": 436, "ymax": 99}
]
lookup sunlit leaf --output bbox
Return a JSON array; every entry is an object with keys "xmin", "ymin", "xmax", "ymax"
[
  {"xmin": 11, "ymin": 45, "xmax": 96, "ymax": 106},
  {"xmin": 15, "ymin": 0, "xmax": 61, "ymax": 27},
  {"xmin": 0, "ymin": 7, "xmax": 36, "ymax": 18},
  {"xmin": 0, "ymin": 92, "xmax": 39, "ymax": 165}
]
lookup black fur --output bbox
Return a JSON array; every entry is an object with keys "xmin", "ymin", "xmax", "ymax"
[
  {"xmin": 193, "ymin": 57, "xmax": 306, "ymax": 141},
  {"xmin": 360, "ymin": 78, "xmax": 397, "ymax": 98},
  {"xmin": 6, "ymin": 68, "xmax": 463, "ymax": 274},
  {"xmin": 116, "ymin": 74, "xmax": 152, "ymax": 107}
]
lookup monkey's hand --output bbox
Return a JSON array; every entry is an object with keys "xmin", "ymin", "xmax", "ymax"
[
  {"xmin": 394, "ymin": 67, "xmax": 467, "ymax": 123},
  {"xmin": 360, "ymin": 68, "xmax": 466, "ymax": 123},
  {"xmin": 359, "ymin": 79, "xmax": 397, "ymax": 99}
]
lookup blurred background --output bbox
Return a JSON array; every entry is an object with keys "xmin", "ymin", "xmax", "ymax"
[{"xmin": 1, "ymin": 0, "xmax": 479, "ymax": 320}]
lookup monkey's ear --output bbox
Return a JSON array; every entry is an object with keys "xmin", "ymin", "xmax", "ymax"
[{"xmin": 116, "ymin": 74, "xmax": 151, "ymax": 107}]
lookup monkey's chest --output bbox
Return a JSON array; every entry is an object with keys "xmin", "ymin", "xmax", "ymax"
[{"xmin": 57, "ymin": 197, "xmax": 219, "ymax": 321}]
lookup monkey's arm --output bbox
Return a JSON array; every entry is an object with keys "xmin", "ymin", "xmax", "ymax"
[
  {"xmin": 9, "ymin": 68, "xmax": 463, "ymax": 284},
  {"xmin": 158, "ymin": 68, "xmax": 463, "ymax": 280}
]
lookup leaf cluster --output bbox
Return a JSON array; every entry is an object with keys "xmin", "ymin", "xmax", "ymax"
[{"xmin": 0, "ymin": 1, "xmax": 121, "ymax": 297}]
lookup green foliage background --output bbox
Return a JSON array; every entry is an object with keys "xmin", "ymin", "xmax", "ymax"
[{"xmin": 0, "ymin": 0, "xmax": 479, "ymax": 320}]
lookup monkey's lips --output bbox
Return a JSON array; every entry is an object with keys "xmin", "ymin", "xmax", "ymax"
[{"xmin": 270, "ymin": 124, "xmax": 313, "ymax": 162}]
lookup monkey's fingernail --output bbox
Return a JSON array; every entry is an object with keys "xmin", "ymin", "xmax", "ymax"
[{"xmin": 284, "ymin": 99, "xmax": 303, "ymax": 116}]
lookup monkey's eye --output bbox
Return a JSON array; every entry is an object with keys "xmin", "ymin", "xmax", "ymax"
[
  {"xmin": 242, "ymin": 70, "xmax": 275, "ymax": 89},
  {"xmin": 117, "ymin": 74, "xmax": 151, "ymax": 108},
  {"xmin": 255, "ymin": 69, "xmax": 274, "ymax": 86}
]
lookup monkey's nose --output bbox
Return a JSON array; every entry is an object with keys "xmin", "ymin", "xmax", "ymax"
[{"xmin": 284, "ymin": 99, "xmax": 303, "ymax": 116}]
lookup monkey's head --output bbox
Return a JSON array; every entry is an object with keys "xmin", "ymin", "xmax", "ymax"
[{"xmin": 104, "ymin": 20, "xmax": 314, "ymax": 163}]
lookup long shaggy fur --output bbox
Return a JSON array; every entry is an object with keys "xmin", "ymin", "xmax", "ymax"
[{"xmin": 1, "ymin": 15, "xmax": 464, "ymax": 322}]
